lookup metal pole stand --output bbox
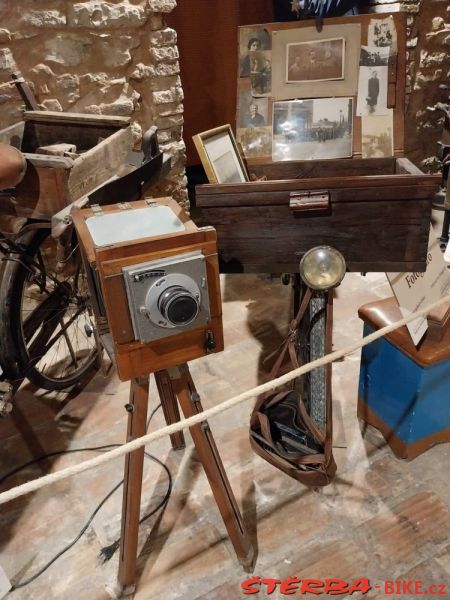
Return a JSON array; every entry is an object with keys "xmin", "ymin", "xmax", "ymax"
[{"xmin": 117, "ymin": 364, "xmax": 254, "ymax": 595}]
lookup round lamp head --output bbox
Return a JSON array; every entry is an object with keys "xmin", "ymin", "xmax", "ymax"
[{"xmin": 299, "ymin": 246, "xmax": 346, "ymax": 291}]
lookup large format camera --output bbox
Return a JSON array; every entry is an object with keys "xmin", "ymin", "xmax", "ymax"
[
  {"xmin": 73, "ymin": 198, "xmax": 224, "ymax": 380},
  {"xmin": 123, "ymin": 251, "xmax": 212, "ymax": 342}
]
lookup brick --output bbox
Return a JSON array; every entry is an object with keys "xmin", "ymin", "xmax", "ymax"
[
  {"xmin": 68, "ymin": 2, "xmax": 147, "ymax": 28},
  {"xmin": 22, "ymin": 10, "xmax": 66, "ymax": 27},
  {"xmin": 149, "ymin": 27, "xmax": 177, "ymax": 46},
  {"xmin": 147, "ymin": 0, "xmax": 177, "ymax": 13},
  {"xmin": 45, "ymin": 35, "xmax": 92, "ymax": 67},
  {"xmin": 149, "ymin": 44, "xmax": 179, "ymax": 62},
  {"xmin": 0, "ymin": 29, "xmax": 11, "ymax": 43}
]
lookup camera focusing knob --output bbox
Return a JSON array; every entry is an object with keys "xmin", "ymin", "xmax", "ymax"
[{"xmin": 205, "ymin": 330, "xmax": 216, "ymax": 353}]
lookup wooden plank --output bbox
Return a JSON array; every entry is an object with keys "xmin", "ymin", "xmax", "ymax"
[
  {"xmin": 194, "ymin": 198, "xmax": 431, "ymax": 273},
  {"xmin": 14, "ymin": 164, "xmax": 72, "ymax": 219},
  {"xmin": 67, "ymin": 126, "xmax": 134, "ymax": 201},
  {"xmin": 195, "ymin": 178, "xmax": 440, "ymax": 206},
  {"xmin": 249, "ymin": 157, "xmax": 396, "ymax": 179},
  {"xmin": 24, "ymin": 111, "xmax": 130, "ymax": 127},
  {"xmin": 23, "ymin": 153, "xmax": 73, "ymax": 169}
]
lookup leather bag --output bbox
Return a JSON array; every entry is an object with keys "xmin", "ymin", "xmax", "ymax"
[{"xmin": 249, "ymin": 288, "xmax": 337, "ymax": 487}]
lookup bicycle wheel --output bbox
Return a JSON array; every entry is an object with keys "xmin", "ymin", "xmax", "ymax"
[{"xmin": 0, "ymin": 227, "xmax": 99, "ymax": 390}]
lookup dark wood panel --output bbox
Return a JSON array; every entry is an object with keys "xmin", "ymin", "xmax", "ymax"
[
  {"xmin": 167, "ymin": 0, "xmax": 273, "ymax": 166},
  {"xmin": 195, "ymin": 199, "xmax": 431, "ymax": 273},
  {"xmin": 248, "ymin": 157, "xmax": 396, "ymax": 179}
]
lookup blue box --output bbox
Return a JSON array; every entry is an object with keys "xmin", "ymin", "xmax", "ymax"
[{"xmin": 358, "ymin": 297, "xmax": 450, "ymax": 459}]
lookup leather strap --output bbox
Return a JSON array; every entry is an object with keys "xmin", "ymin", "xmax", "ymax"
[{"xmin": 250, "ymin": 288, "xmax": 337, "ymax": 486}]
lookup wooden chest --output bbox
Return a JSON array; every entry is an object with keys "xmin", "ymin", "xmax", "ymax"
[
  {"xmin": 0, "ymin": 111, "xmax": 133, "ymax": 220},
  {"xmin": 194, "ymin": 13, "xmax": 441, "ymax": 274},
  {"xmin": 195, "ymin": 157, "xmax": 440, "ymax": 273}
]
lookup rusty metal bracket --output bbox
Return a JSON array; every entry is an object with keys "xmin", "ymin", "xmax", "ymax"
[{"xmin": 289, "ymin": 190, "xmax": 330, "ymax": 212}]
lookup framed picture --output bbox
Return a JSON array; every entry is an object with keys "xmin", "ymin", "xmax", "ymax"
[
  {"xmin": 193, "ymin": 125, "xmax": 249, "ymax": 184},
  {"xmin": 272, "ymin": 97, "xmax": 353, "ymax": 162},
  {"xmin": 286, "ymin": 37, "xmax": 345, "ymax": 83}
]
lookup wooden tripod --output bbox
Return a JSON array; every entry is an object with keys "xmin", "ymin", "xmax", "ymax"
[{"xmin": 117, "ymin": 363, "xmax": 254, "ymax": 593}]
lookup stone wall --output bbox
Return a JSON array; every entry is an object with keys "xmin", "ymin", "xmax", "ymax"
[
  {"xmin": 0, "ymin": 0, "xmax": 187, "ymax": 206},
  {"xmin": 365, "ymin": 0, "xmax": 450, "ymax": 171}
]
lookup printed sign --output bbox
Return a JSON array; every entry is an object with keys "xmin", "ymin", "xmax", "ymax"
[{"xmin": 387, "ymin": 227, "xmax": 450, "ymax": 346}]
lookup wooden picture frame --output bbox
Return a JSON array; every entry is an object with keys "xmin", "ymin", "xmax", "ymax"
[{"xmin": 193, "ymin": 124, "xmax": 249, "ymax": 184}]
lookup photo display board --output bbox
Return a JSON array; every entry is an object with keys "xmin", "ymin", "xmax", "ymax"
[{"xmin": 236, "ymin": 13, "xmax": 405, "ymax": 164}]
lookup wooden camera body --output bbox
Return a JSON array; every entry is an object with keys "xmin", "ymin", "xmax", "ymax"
[{"xmin": 73, "ymin": 198, "xmax": 224, "ymax": 381}]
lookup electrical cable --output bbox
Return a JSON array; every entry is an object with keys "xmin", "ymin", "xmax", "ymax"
[{"xmin": 1, "ymin": 403, "xmax": 172, "ymax": 590}]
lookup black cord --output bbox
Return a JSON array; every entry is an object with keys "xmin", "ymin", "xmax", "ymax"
[{"xmin": 2, "ymin": 403, "xmax": 172, "ymax": 590}]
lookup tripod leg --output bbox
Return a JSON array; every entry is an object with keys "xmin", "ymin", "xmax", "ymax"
[
  {"xmin": 118, "ymin": 376, "xmax": 149, "ymax": 592},
  {"xmin": 155, "ymin": 370, "xmax": 185, "ymax": 450},
  {"xmin": 168, "ymin": 364, "xmax": 254, "ymax": 569}
]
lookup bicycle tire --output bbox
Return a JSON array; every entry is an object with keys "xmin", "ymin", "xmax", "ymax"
[{"xmin": 0, "ymin": 227, "xmax": 99, "ymax": 391}]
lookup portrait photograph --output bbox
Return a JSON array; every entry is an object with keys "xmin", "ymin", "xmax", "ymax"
[
  {"xmin": 193, "ymin": 125, "xmax": 248, "ymax": 184},
  {"xmin": 356, "ymin": 65, "xmax": 388, "ymax": 117},
  {"xmin": 250, "ymin": 50, "xmax": 272, "ymax": 97},
  {"xmin": 237, "ymin": 126, "xmax": 272, "ymax": 159},
  {"xmin": 272, "ymin": 97, "xmax": 353, "ymax": 162},
  {"xmin": 237, "ymin": 85, "xmax": 269, "ymax": 130},
  {"xmin": 285, "ymin": 37, "xmax": 345, "ymax": 83},
  {"xmin": 361, "ymin": 111, "xmax": 393, "ymax": 158},
  {"xmin": 360, "ymin": 45, "xmax": 390, "ymax": 67},
  {"xmin": 239, "ymin": 27, "xmax": 271, "ymax": 78}
]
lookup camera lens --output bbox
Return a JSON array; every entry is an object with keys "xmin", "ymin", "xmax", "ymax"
[{"xmin": 158, "ymin": 286, "xmax": 199, "ymax": 326}]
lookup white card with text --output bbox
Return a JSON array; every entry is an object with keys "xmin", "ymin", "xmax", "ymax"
[{"xmin": 387, "ymin": 227, "xmax": 450, "ymax": 346}]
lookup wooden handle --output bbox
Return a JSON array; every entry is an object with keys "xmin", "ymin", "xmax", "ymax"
[{"xmin": 289, "ymin": 191, "xmax": 330, "ymax": 212}]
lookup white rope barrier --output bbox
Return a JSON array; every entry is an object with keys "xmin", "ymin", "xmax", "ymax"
[{"xmin": 1, "ymin": 293, "xmax": 449, "ymax": 507}]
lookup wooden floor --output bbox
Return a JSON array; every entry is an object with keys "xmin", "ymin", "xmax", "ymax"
[{"xmin": 1, "ymin": 266, "xmax": 450, "ymax": 599}]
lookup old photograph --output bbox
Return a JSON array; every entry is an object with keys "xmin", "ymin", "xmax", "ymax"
[
  {"xmin": 356, "ymin": 66, "xmax": 388, "ymax": 116},
  {"xmin": 286, "ymin": 38, "xmax": 345, "ymax": 83},
  {"xmin": 368, "ymin": 16, "xmax": 397, "ymax": 51},
  {"xmin": 272, "ymin": 97, "xmax": 353, "ymax": 162},
  {"xmin": 237, "ymin": 85, "xmax": 269, "ymax": 129},
  {"xmin": 361, "ymin": 111, "xmax": 393, "ymax": 158},
  {"xmin": 250, "ymin": 50, "xmax": 272, "ymax": 96},
  {"xmin": 239, "ymin": 27, "xmax": 271, "ymax": 77},
  {"xmin": 237, "ymin": 127, "xmax": 272, "ymax": 158},
  {"xmin": 360, "ymin": 45, "xmax": 390, "ymax": 67}
]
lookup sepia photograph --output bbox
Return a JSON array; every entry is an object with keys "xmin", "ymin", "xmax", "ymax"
[
  {"xmin": 237, "ymin": 126, "xmax": 272, "ymax": 158},
  {"xmin": 361, "ymin": 111, "xmax": 393, "ymax": 158},
  {"xmin": 239, "ymin": 27, "xmax": 271, "ymax": 77},
  {"xmin": 192, "ymin": 124, "xmax": 248, "ymax": 184},
  {"xmin": 356, "ymin": 66, "xmax": 388, "ymax": 116},
  {"xmin": 237, "ymin": 85, "xmax": 269, "ymax": 129},
  {"xmin": 368, "ymin": 16, "xmax": 397, "ymax": 50},
  {"xmin": 272, "ymin": 97, "xmax": 353, "ymax": 162},
  {"xmin": 250, "ymin": 50, "xmax": 272, "ymax": 96},
  {"xmin": 286, "ymin": 38, "xmax": 345, "ymax": 83},
  {"xmin": 360, "ymin": 45, "xmax": 390, "ymax": 67}
]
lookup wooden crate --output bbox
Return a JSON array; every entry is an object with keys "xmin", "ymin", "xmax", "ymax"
[
  {"xmin": 195, "ymin": 157, "xmax": 440, "ymax": 273},
  {"xmin": 0, "ymin": 111, "xmax": 133, "ymax": 219},
  {"xmin": 194, "ymin": 13, "xmax": 441, "ymax": 274}
]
